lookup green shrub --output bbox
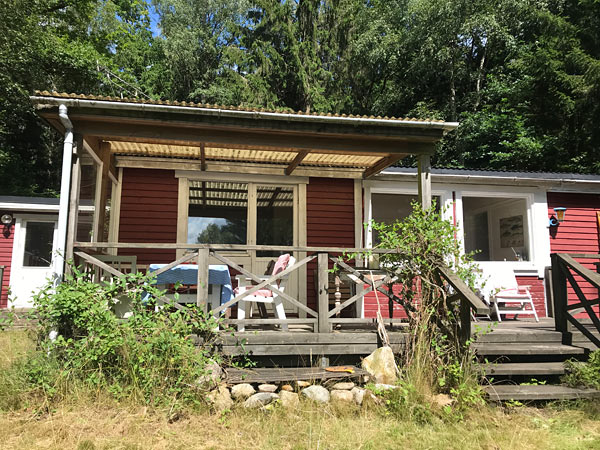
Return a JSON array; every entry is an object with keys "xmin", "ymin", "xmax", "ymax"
[
  {"xmin": 563, "ymin": 351, "xmax": 600, "ymax": 390},
  {"xmin": 353, "ymin": 201, "xmax": 485, "ymax": 413},
  {"xmin": 0, "ymin": 266, "xmax": 227, "ymax": 411}
]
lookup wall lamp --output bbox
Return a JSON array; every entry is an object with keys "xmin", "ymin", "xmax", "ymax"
[
  {"xmin": 1, "ymin": 213, "xmax": 13, "ymax": 238},
  {"xmin": 549, "ymin": 207, "xmax": 567, "ymax": 227}
]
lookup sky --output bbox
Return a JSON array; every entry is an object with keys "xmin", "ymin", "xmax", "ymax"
[
  {"xmin": 148, "ymin": 4, "xmax": 161, "ymax": 37},
  {"xmin": 187, "ymin": 217, "xmax": 226, "ymax": 243}
]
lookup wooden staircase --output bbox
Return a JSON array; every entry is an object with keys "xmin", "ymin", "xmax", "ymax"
[{"xmin": 473, "ymin": 321, "xmax": 600, "ymax": 401}]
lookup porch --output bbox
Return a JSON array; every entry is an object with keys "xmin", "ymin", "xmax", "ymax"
[{"xmin": 73, "ymin": 242, "xmax": 487, "ymax": 339}]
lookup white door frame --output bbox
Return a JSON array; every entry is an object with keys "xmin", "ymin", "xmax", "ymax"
[{"xmin": 9, "ymin": 214, "xmax": 59, "ymax": 308}]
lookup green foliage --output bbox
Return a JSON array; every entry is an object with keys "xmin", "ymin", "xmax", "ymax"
[
  {"xmin": 563, "ymin": 351, "xmax": 600, "ymax": 390},
  {"xmin": 3, "ymin": 0, "xmax": 600, "ymax": 195},
  {"xmin": 355, "ymin": 201, "xmax": 485, "ymax": 415},
  {"xmin": 0, "ymin": 266, "xmax": 226, "ymax": 411}
]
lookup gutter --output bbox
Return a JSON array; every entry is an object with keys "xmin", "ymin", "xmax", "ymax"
[
  {"xmin": 55, "ymin": 104, "xmax": 73, "ymax": 282},
  {"xmin": 30, "ymin": 96, "xmax": 459, "ymax": 133},
  {"xmin": 377, "ymin": 170, "xmax": 600, "ymax": 187}
]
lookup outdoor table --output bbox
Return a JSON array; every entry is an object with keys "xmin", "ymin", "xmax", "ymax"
[{"xmin": 148, "ymin": 264, "xmax": 233, "ymax": 309}]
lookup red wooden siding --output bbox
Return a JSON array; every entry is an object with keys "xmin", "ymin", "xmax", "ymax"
[
  {"xmin": 0, "ymin": 221, "xmax": 14, "ymax": 308},
  {"xmin": 548, "ymin": 192, "xmax": 600, "ymax": 317},
  {"xmin": 119, "ymin": 168, "xmax": 178, "ymax": 265},
  {"xmin": 306, "ymin": 178, "xmax": 355, "ymax": 311}
]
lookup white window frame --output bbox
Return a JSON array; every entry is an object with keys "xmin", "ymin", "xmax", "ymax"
[
  {"xmin": 363, "ymin": 180, "xmax": 551, "ymax": 277},
  {"xmin": 176, "ymin": 171, "xmax": 307, "ymax": 250},
  {"xmin": 363, "ymin": 180, "xmax": 452, "ymax": 249}
]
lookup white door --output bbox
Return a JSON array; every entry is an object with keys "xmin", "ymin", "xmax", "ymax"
[{"xmin": 10, "ymin": 216, "xmax": 58, "ymax": 308}]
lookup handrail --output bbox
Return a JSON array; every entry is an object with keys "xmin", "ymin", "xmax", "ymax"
[
  {"xmin": 551, "ymin": 253, "xmax": 600, "ymax": 348},
  {"xmin": 436, "ymin": 266, "xmax": 490, "ymax": 315},
  {"xmin": 436, "ymin": 265, "xmax": 490, "ymax": 345},
  {"xmin": 73, "ymin": 241, "xmax": 399, "ymax": 254}
]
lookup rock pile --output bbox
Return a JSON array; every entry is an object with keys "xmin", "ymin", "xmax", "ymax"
[{"xmin": 206, "ymin": 347, "xmax": 397, "ymax": 411}]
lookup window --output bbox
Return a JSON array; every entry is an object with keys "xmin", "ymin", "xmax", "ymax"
[
  {"xmin": 23, "ymin": 222, "xmax": 54, "ymax": 267},
  {"xmin": 371, "ymin": 193, "xmax": 440, "ymax": 245},
  {"xmin": 462, "ymin": 196, "xmax": 530, "ymax": 261},
  {"xmin": 186, "ymin": 181, "xmax": 295, "ymax": 253},
  {"xmin": 188, "ymin": 181, "xmax": 248, "ymax": 244},
  {"xmin": 256, "ymin": 185, "xmax": 293, "ymax": 257}
]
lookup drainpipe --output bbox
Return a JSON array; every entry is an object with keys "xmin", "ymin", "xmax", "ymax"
[{"xmin": 54, "ymin": 104, "xmax": 74, "ymax": 282}]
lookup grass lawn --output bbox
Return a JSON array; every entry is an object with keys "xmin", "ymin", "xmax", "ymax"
[{"xmin": 0, "ymin": 332, "xmax": 599, "ymax": 449}]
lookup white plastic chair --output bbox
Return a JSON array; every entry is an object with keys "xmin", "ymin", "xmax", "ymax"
[
  {"xmin": 235, "ymin": 254, "xmax": 295, "ymax": 332},
  {"xmin": 483, "ymin": 266, "xmax": 539, "ymax": 322}
]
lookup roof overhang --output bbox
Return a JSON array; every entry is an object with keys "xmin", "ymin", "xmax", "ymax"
[
  {"xmin": 32, "ymin": 92, "xmax": 459, "ymax": 178},
  {"xmin": 376, "ymin": 167, "xmax": 600, "ymax": 191}
]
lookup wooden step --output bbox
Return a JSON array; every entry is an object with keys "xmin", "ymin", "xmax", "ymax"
[
  {"xmin": 484, "ymin": 384, "xmax": 600, "ymax": 401},
  {"xmin": 474, "ymin": 343, "xmax": 586, "ymax": 356},
  {"xmin": 482, "ymin": 362, "xmax": 567, "ymax": 376}
]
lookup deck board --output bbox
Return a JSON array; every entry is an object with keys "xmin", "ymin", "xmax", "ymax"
[{"xmin": 225, "ymin": 367, "xmax": 369, "ymax": 384}]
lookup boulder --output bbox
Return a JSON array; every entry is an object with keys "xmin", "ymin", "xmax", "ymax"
[
  {"xmin": 231, "ymin": 383, "xmax": 256, "ymax": 401},
  {"xmin": 207, "ymin": 384, "xmax": 233, "ymax": 411},
  {"xmin": 280, "ymin": 384, "xmax": 294, "ymax": 392},
  {"xmin": 243, "ymin": 392, "xmax": 280, "ymax": 409},
  {"xmin": 331, "ymin": 382, "xmax": 355, "ymax": 391},
  {"xmin": 361, "ymin": 346, "xmax": 398, "ymax": 385},
  {"xmin": 296, "ymin": 380, "xmax": 311, "ymax": 388},
  {"xmin": 432, "ymin": 393, "xmax": 453, "ymax": 408},
  {"xmin": 373, "ymin": 383, "xmax": 400, "ymax": 392},
  {"xmin": 330, "ymin": 389, "xmax": 354, "ymax": 403},
  {"xmin": 196, "ymin": 360, "xmax": 223, "ymax": 387},
  {"xmin": 258, "ymin": 384, "xmax": 278, "ymax": 393},
  {"xmin": 301, "ymin": 385, "xmax": 330, "ymax": 403},
  {"xmin": 279, "ymin": 391, "xmax": 299, "ymax": 408},
  {"xmin": 351, "ymin": 387, "xmax": 365, "ymax": 405}
]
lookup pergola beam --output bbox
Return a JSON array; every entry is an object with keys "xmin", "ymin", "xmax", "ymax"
[
  {"xmin": 363, "ymin": 154, "xmax": 406, "ymax": 179},
  {"xmin": 285, "ymin": 149, "xmax": 310, "ymax": 175},
  {"xmin": 200, "ymin": 143, "xmax": 207, "ymax": 171}
]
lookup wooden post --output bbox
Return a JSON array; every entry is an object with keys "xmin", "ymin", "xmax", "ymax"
[
  {"xmin": 318, "ymin": 252, "xmax": 330, "ymax": 333},
  {"xmin": 197, "ymin": 248, "xmax": 209, "ymax": 312},
  {"xmin": 417, "ymin": 154, "xmax": 432, "ymax": 210},
  {"xmin": 94, "ymin": 141, "xmax": 112, "ymax": 242},
  {"xmin": 459, "ymin": 298, "xmax": 471, "ymax": 346},
  {"xmin": 66, "ymin": 134, "xmax": 83, "ymax": 265},
  {"xmin": 551, "ymin": 253, "xmax": 570, "ymax": 338},
  {"xmin": 176, "ymin": 177, "xmax": 189, "ymax": 259}
]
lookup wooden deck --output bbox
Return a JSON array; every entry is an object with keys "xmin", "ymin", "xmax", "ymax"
[{"xmin": 204, "ymin": 318, "xmax": 599, "ymax": 364}]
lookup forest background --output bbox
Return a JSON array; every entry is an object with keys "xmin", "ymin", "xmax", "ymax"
[{"xmin": 1, "ymin": 0, "xmax": 600, "ymax": 196}]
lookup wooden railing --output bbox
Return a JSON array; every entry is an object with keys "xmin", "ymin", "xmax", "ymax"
[
  {"xmin": 73, "ymin": 242, "xmax": 488, "ymax": 335},
  {"xmin": 551, "ymin": 253, "xmax": 600, "ymax": 347}
]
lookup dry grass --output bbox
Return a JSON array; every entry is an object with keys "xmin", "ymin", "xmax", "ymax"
[
  {"xmin": 1, "ymin": 401, "xmax": 600, "ymax": 450},
  {"xmin": 1, "ymin": 332, "xmax": 600, "ymax": 449}
]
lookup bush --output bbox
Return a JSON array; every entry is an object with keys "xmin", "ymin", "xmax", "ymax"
[
  {"xmin": 0, "ymin": 266, "xmax": 227, "ymax": 411},
  {"xmin": 357, "ymin": 201, "xmax": 485, "ymax": 413},
  {"xmin": 563, "ymin": 350, "xmax": 600, "ymax": 390}
]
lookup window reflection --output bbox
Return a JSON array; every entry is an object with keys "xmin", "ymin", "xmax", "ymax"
[
  {"xmin": 23, "ymin": 222, "xmax": 54, "ymax": 267},
  {"xmin": 257, "ymin": 185, "xmax": 293, "ymax": 257},
  {"xmin": 188, "ymin": 181, "xmax": 248, "ymax": 244}
]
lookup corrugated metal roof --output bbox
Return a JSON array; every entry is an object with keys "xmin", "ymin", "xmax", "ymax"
[
  {"xmin": 110, "ymin": 141, "xmax": 382, "ymax": 168},
  {"xmin": 34, "ymin": 91, "xmax": 445, "ymax": 124}
]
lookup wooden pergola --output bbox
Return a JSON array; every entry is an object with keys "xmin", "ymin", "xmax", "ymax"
[{"xmin": 31, "ymin": 91, "xmax": 458, "ymax": 275}]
